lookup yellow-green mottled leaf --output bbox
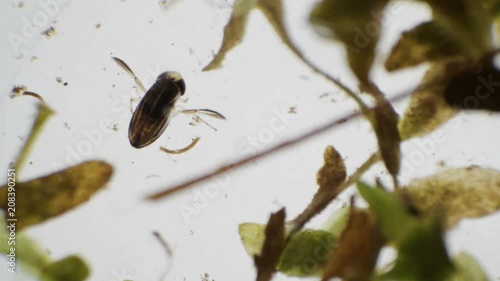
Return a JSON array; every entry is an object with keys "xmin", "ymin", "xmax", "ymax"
[
  {"xmin": 0, "ymin": 161, "xmax": 113, "ymax": 230},
  {"xmin": 202, "ymin": 0, "xmax": 256, "ymax": 71},
  {"xmin": 240, "ymin": 223, "xmax": 266, "ymax": 258},
  {"xmin": 398, "ymin": 60, "xmax": 465, "ymax": 140},
  {"xmin": 239, "ymin": 223, "xmax": 336, "ymax": 277},
  {"xmin": 376, "ymin": 215, "xmax": 453, "ymax": 281},
  {"xmin": 385, "ymin": 21, "xmax": 466, "ymax": 71},
  {"xmin": 449, "ymin": 252, "xmax": 489, "ymax": 281},
  {"xmin": 373, "ymin": 101, "xmax": 401, "ymax": 180},
  {"xmin": 423, "ymin": 0, "xmax": 491, "ymax": 57},
  {"xmin": 406, "ymin": 166, "xmax": 500, "ymax": 228},
  {"xmin": 13, "ymin": 101, "xmax": 54, "ymax": 176},
  {"xmin": 310, "ymin": 0, "xmax": 389, "ymax": 84},
  {"xmin": 321, "ymin": 208, "xmax": 384, "ymax": 281},
  {"xmin": 41, "ymin": 256, "xmax": 89, "ymax": 281}
]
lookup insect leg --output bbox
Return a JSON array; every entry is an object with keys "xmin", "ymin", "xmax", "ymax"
[
  {"xmin": 179, "ymin": 108, "xmax": 226, "ymax": 120},
  {"xmin": 111, "ymin": 57, "xmax": 148, "ymax": 93}
]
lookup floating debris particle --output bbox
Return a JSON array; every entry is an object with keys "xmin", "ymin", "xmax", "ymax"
[
  {"xmin": 42, "ymin": 26, "xmax": 56, "ymax": 38},
  {"xmin": 11, "ymin": 85, "xmax": 27, "ymax": 97}
]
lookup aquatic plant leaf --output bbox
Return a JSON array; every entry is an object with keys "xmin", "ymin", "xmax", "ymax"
[
  {"xmin": 41, "ymin": 256, "xmax": 89, "ymax": 281},
  {"xmin": 203, "ymin": 0, "xmax": 256, "ymax": 71},
  {"xmin": 321, "ymin": 208, "xmax": 384, "ymax": 281},
  {"xmin": 372, "ymin": 101, "xmax": 401, "ymax": 180},
  {"xmin": 444, "ymin": 58, "xmax": 500, "ymax": 112},
  {"xmin": 448, "ymin": 252, "xmax": 489, "ymax": 281},
  {"xmin": 398, "ymin": 60, "xmax": 464, "ymax": 140},
  {"xmin": 254, "ymin": 208, "xmax": 286, "ymax": 281},
  {"xmin": 310, "ymin": 0, "xmax": 389, "ymax": 84},
  {"xmin": 376, "ymin": 215, "xmax": 453, "ymax": 281},
  {"xmin": 0, "ymin": 161, "xmax": 113, "ymax": 230},
  {"xmin": 385, "ymin": 21, "xmax": 466, "ymax": 71},
  {"xmin": 423, "ymin": 0, "xmax": 491, "ymax": 57},
  {"xmin": 239, "ymin": 224, "xmax": 336, "ymax": 277},
  {"xmin": 406, "ymin": 166, "xmax": 500, "ymax": 228}
]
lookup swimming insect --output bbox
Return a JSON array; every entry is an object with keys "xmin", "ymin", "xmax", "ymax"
[{"xmin": 112, "ymin": 57, "xmax": 226, "ymax": 149}]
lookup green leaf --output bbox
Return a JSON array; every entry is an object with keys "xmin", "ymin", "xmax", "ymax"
[
  {"xmin": 449, "ymin": 252, "xmax": 489, "ymax": 281},
  {"xmin": 0, "ymin": 161, "xmax": 113, "ymax": 230},
  {"xmin": 422, "ymin": 0, "xmax": 492, "ymax": 57},
  {"xmin": 358, "ymin": 183, "xmax": 454, "ymax": 281},
  {"xmin": 310, "ymin": 0, "xmax": 389, "ymax": 84},
  {"xmin": 357, "ymin": 182, "xmax": 414, "ymax": 243},
  {"xmin": 41, "ymin": 256, "xmax": 89, "ymax": 281},
  {"xmin": 239, "ymin": 223, "xmax": 337, "ymax": 277},
  {"xmin": 372, "ymin": 101, "xmax": 401, "ymax": 181},
  {"xmin": 385, "ymin": 21, "xmax": 467, "ymax": 71},
  {"xmin": 202, "ymin": 0, "xmax": 256, "ymax": 71},
  {"xmin": 377, "ymin": 215, "xmax": 453, "ymax": 281},
  {"xmin": 321, "ymin": 208, "xmax": 384, "ymax": 281},
  {"xmin": 406, "ymin": 166, "xmax": 500, "ymax": 228},
  {"xmin": 278, "ymin": 229, "xmax": 335, "ymax": 277}
]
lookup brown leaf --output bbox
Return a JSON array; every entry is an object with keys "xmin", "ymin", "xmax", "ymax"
[
  {"xmin": 254, "ymin": 208, "xmax": 286, "ymax": 281},
  {"xmin": 203, "ymin": 0, "xmax": 256, "ymax": 71},
  {"xmin": 406, "ymin": 166, "xmax": 500, "ymax": 228},
  {"xmin": 385, "ymin": 21, "xmax": 466, "ymax": 72},
  {"xmin": 398, "ymin": 60, "xmax": 466, "ymax": 140},
  {"xmin": 444, "ymin": 56, "xmax": 500, "ymax": 111},
  {"xmin": 290, "ymin": 146, "xmax": 347, "ymax": 232},
  {"xmin": 0, "ymin": 161, "xmax": 113, "ymax": 230},
  {"xmin": 321, "ymin": 207, "xmax": 384, "ymax": 281},
  {"xmin": 373, "ymin": 101, "xmax": 401, "ymax": 181}
]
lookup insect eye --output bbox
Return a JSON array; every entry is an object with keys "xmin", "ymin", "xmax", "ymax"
[
  {"xmin": 157, "ymin": 71, "xmax": 186, "ymax": 95},
  {"xmin": 175, "ymin": 78, "xmax": 186, "ymax": 95}
]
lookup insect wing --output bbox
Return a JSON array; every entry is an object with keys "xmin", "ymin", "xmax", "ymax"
[{"xmin": 129, "ymin": 80, "xmax": 182, "ymax": 148}]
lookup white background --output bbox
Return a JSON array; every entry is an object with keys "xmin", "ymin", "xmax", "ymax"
[{"xmin": 0, "ymin": 0, "xmax": 499, "ymax": 280}]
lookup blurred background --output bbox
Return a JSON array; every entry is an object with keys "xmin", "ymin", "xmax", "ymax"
[{"xmin": 0, "ymin": 0, "xmax": 499, "ymax": 280}]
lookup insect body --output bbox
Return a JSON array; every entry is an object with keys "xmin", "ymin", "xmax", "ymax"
[
  {"xmin": 129, "ymin": 71, "xmax": 185, "ymax": 148},
  {"xmin": 112, "ymin": 57, "xmax": 225, "ymax": 149}
]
